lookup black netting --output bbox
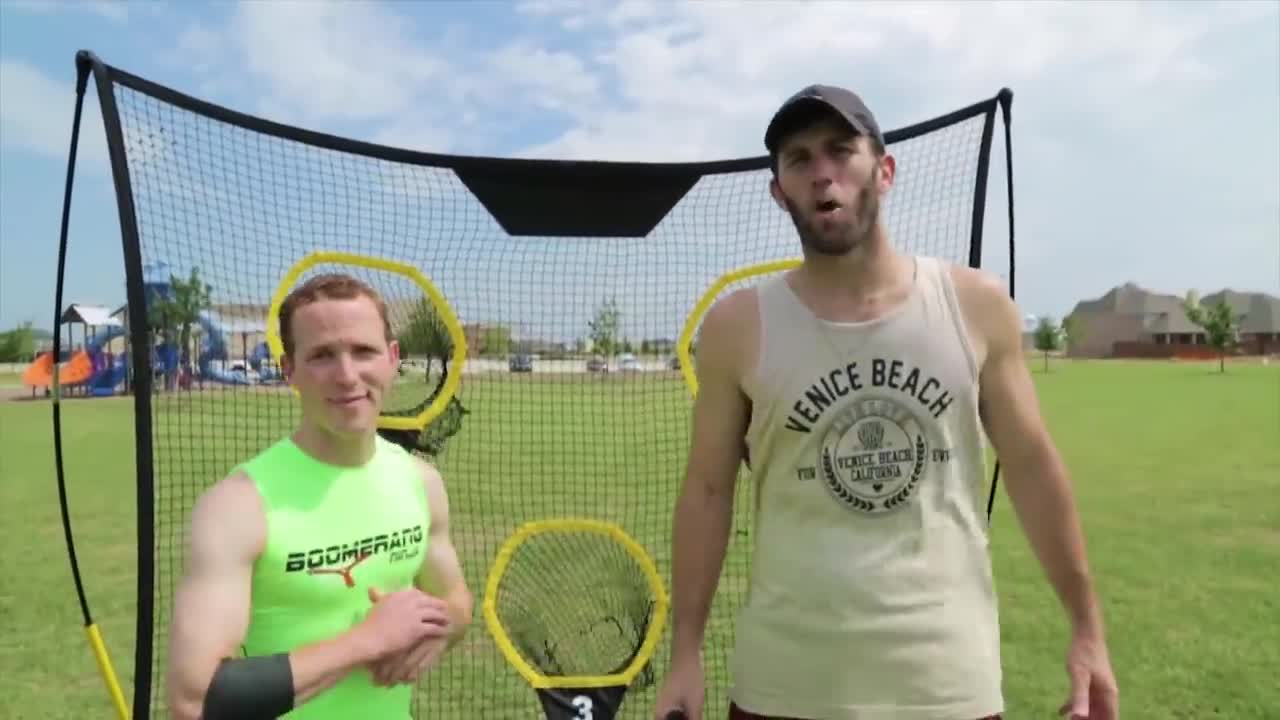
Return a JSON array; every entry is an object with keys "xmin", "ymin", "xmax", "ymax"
[{"xmin": 65, "ymin": 52, "xmax": 1010, "ymax": 720}]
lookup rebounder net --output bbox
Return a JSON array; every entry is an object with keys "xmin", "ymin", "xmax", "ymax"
[{"xmin": 59, "ymin": 50, "xmax": 1012, "ymax": 719}]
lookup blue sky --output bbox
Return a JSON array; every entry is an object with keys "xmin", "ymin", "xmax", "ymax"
[{"xmin": 2, "ymin": 0, "xmax": 1277, "ymax": 343}]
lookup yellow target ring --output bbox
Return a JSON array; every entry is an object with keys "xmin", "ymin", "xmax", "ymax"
[
  {"xmin": 676, "ymin": 257, "xmax": 802, "ymax": 397},
  {"xmin": 482, "ymin": 517, "xmax": 670, "ymax": 690},
  {"xmin": 264, "ymin": 250, "xmax": 468, "ymax": 431}
]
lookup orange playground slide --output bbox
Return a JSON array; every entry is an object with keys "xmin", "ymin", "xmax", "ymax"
[{"xmin": 22, "ymin": 350, "xmax": 95, "ymax": 388}]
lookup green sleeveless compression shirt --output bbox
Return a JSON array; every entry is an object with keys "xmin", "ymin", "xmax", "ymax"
[{"xmin": 235, "ymin": 435, "xmax": 430, "ymax": 719}]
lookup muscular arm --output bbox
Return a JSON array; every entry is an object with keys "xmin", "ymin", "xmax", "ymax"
[
  {"xmin": 968, "ymin": 275, "xmax": 1104, "ymax": 636},
  {"xmin": 669, "ymin": 292, "xmax": 755, "ymax": 663},
  {"xmin": 165, "ymin": 474, "xmax": 379, "ymax": 720},
  {"xmin": 414, "ymin": 461, "xmax": 473, "ymax": 649}
]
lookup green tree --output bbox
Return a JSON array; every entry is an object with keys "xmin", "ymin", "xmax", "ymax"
[
  {"xmin": 0, "ymin": 322, "xmax": 36, "ymax": 362},
  {"xmin": 147, "ymin": 290, "xmax": 180, "ymax": 384},
  {"xmin": 588, "ymin": 296, "xmax": 621, "ymax": 356},
  {"xmin": 171, "ymin": 268, "xmax": 212, "ymax": 374},
  {"xmin": 1183, "ymin": 292, "xmax": 1241, "ymax": 373},
  {"xmin": 1060, "ymin": 314, "xmax": 1083, "ymax": 357},
  {"xmin": 148, "ymin": 266, "xmax": 212, "ymax": 390},
  {"xmin": 1033, "ymin": 315, "xmax": 1061, "ymax": 372},
  {"xmin": 477, "ymin": 326, "xmax": 511, "ymax": 357},
  {"xmin": 382, "ymin": 297, "xmax": 469, "ymax": 457},
  {"xmin": 398, "ymin": 298, "xmax": 453, "ymax": 360}
]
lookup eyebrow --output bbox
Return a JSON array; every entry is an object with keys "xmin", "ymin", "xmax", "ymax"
[{"xmin": 782, "ymin": 133, "xmax": 859, "ymax": 160}]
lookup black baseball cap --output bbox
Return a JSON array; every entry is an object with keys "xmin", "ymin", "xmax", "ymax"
[{"xmin": 763, "ymin": 84, "xmax": 884, "ymax": 155}]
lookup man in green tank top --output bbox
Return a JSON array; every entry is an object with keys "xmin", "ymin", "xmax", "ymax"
[{"xmin": 164, "ymin": 273, "xmax": 473, "ymax": 719}]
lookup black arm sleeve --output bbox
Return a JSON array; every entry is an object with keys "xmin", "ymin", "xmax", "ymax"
[{"xmin": 202, "ymin": 653, "xmax": 295, "ymax": 720}]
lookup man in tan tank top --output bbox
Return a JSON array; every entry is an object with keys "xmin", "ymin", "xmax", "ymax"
[{"xmin": 653, "ymin": 86, "xmax": 1118, "ymax": 720}]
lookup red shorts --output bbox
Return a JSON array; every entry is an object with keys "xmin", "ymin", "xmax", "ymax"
[{"xmin": 728, "ymin": 702, "xmax": 1002, "ymax": 720}]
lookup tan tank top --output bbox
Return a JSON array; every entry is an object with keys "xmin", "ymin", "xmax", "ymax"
[{"xmin": 730, "ymin": 255, "xmax": 1004, "ymax": 719}]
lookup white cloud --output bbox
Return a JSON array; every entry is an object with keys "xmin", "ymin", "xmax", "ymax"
[
  {"xmin": 0, "ymin": 58, "xmax": 109, "ymax": 171},
  {"xmin": 229, "ymin": 1, "xmax": 449, "ymax": 125},
  {"xmin": 492, "ymin": 0, "xmax": 1279, "ymax": 313},
  {"xmin": 488, "ymin": 43, "xmax": 601, "ymax": 114},
  {"xmin": 88, "ymin": 0, "xmax": 128, "ymax": 22},
  {"xmin": 170, "ymin": 1, "xmax": 607, "ymax": 156},
  {"xmin": 165, "ymin": 0, "xmax": 1280, "ymax": 312},
  {"xmin": 507, "ymin": 0, "xmax": 1271, "ymax": 162},
  {"xmin": 6, "ymin": 0, "xmax": 1271, "ymax": 329},
  {"xmin": 0, "ymin": 55, "xmax": 230, "ymax": 195}
]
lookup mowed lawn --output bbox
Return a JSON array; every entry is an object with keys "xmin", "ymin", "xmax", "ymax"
[{"xmin": 1, "ymin": 359, "xmax": 1276, "ymax": 719}]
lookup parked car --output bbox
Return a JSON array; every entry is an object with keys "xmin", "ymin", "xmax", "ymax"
[
  {"xmin": 587, "ymin": 356, "xmax": 608, "ymax": 373},
  {"xmin": 509, "ymin": 354, "xmax": 533, "ymax": 373},
  {"xmin": 618, "ymin": 352, "xmax": 640, "ymax": 372}
]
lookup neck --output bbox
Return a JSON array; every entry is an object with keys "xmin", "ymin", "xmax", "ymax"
[
  {"xmin": 797, "ymin": 224, "xmax": 903, "ymax": 299},
  {"xmin": 291, "ymin": 421, "xmax": 376, "ymax": 467}
]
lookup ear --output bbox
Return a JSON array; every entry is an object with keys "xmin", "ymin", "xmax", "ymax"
[
  {"xmin": 767, "ymin": 176, "xmax": 788, "ymax": 211},
  {"xmin": 280, "ymin": 353, "xmax": 294, "ymax": 384},
  {"xmin": 877, "ymin": 152, "xmax": 896, "ymax": 192},
  {"xmin": 387, "ymin": 339, "xmax": 401, "ymax": 366}
]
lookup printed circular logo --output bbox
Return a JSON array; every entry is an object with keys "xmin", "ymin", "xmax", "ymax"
[{"xmin": 819, "ymin": 396, "xmax": 929, "ymax": 514}]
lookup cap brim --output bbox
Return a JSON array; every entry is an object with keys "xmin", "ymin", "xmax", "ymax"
[{"xmin": 764, "ymin": 98, "xmax": 859, "ymax": 153}]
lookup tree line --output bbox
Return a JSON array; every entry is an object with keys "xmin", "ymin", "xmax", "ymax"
[
  {"xmin": 0, "ymin": 323, "xmax": 40, "ymax": 363},
  {"xmin": 398, "ymin": 294, "xmax": 681, "ymax": 359}
]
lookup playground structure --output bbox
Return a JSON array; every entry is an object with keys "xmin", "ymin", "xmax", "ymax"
[
  {"xmin": 21, "ymin": 260, "xmax": 284, "ymax": 397},
  {"xmin": 21, "ymin": 303, "xmax": 127, "ymax": 397}
]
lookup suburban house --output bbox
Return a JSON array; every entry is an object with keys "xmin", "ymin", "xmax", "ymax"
[{"xmin": 1065, "ymin": 282, "xmax": 1280, "ymax": 358}]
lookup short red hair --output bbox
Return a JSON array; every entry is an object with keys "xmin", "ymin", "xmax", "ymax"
[{"xmin": 277, "ymin": 273, "xmax": 392, "ymax": 356}]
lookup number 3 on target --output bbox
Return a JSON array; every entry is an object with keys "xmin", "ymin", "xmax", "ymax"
[{"xmin": 571, "ymin": 695, "xmax": 593, "ymax": 720}]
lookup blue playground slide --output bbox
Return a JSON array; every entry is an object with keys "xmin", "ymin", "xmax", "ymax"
[
  {"xmin": 85, "ymin": 325, "xmax": 128, "ymax": 397},
  {"xmin": 195, "ymin": 311, "xmax": 281, "ymax": 385},
  {"xmin": 196, "ymin": 310, "xmax": 252, "ymax": 385}
]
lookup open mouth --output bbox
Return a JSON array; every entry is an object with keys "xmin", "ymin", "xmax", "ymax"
[{"xmin": 816, "ymin": 200, "xmax": 842, "ymax": 215}]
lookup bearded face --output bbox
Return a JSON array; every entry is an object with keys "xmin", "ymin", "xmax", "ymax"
[
  {"xmin": 782, "ymin": 163, "xmax": 882, "ymax": 256},
  {"xmin": 769, "ymin": 118, "xmax": 894, "ymax": 257}
]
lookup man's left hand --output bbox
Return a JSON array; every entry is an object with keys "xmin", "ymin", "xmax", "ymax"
[
  {"xmin": 369, "ymin": 634, "xmax": 449, "ymax": 687},
  {"xmin": 1059, "ymin": 627, "xmax": 1118, "ymax": 719},
  {"xmin": 365, "ymin": 587, "xmax": 457, "ymax": 687}
]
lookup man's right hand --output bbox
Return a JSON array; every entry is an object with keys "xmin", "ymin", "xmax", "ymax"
[
  {"xmin": 654, "ymin": 655, "xmax": 704, "ymax": 720},
  {"xmin": 355, "ymin": 587, "xmax": 451, "ymax": 660}
]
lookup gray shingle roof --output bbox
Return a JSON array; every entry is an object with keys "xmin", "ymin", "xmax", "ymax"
[{"xmin": 1070, "ymin": 283, "xmax": 1280, "ymax": 334}]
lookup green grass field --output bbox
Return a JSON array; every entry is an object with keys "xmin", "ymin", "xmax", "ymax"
[{"xmin": 2, "ymin": 358, "xmax": 1277, "ymax": 719}]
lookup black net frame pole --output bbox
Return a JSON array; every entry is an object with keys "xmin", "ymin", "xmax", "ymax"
[
  {"xmin": 70, "ymin": 45, "xmax": 1015, "ymax": 718},
  {"xmin": 984, "ymin": 90, "xmax": 1016, "ymax": 523},
  {"xmin": 49, "ymin": 51, "xmax": 133, "ymax": 720},
  {"xmin": 54, "ymin": 44, "xmax": 94, "ymax": 651},
  {"xmin": 78, "ymin": 49, "xmax": 160, "ymax": 719}
]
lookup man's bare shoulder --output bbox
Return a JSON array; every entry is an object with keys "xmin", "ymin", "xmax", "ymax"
[
  {"xmin": 187, "ymin": 471, "xmax": 265, "ymax": 561},
  {"xmin": 945, "ymin": 263, "xmax": 1022, "ymax": 356},
  {"xmin": 194, "ymin": 470, "xmax": 262, "ymax": 514},
  {"xmin": 700, "ymin": 285, "xmax": 757, "ymax": 331},
  {"xmin": 696, "ymin": 286, "xmax": 760, "ymax": 376},
  {"xmin": 946, "ymin": 263, "xmax": 1012, "ymax": 308},
  {"xmin": 409, "ymin": 456, "xmax": 450, "ymax": 525},
  {"xmin": 409, "ymin": 455, "xmax": 444, "ymax": 488}
]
